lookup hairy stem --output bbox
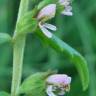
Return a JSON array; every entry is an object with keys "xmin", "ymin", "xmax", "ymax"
[{"xmin": 11, "ymin": 0, "xmax": 29, "ymax": 96}]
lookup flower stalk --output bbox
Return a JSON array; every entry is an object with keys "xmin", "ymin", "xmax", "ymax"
[
  {"xmin": 11, "ymin": 37, "xmax": 26, "ymax": 96},
  {"xmin": 11, "ymin": 0, "xmax": 29, "ymax": 96}
]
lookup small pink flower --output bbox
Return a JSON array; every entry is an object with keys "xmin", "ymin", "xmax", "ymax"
[
  {"xmin": 59, "ymin": 0, "xmax": 73, "ymax": 16},
  {"xmin": 46, "ymin": 74, "xmax": 71, "ymax": 96},
  {"xmin": 37, "ymin": 4, "xmax": 57, "ymax": 38},
  {"xmin": 37, "ymin": 4, "xmax": 56, "ymax": 20}
]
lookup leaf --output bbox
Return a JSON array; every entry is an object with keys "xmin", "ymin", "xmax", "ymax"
[
  {"xmin": 36, "ymin": 29, "xmax": 89, "ymax": 91},
  {"xmin": 0, "ymin": 33, "xmax": 11, "ymax": 45},
  {"xmin": 0, "ymin": 91, "xmax": 10, "ymax": 96},
  {"xmin": 19, "ymin": 71, "xmax": 56, "ymax": 96}
]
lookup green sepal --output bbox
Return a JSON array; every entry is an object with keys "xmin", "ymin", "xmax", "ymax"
[
  {"xmin": 17, "ymin": 18, "xmax": 38, "ymax": 34},
  {"xmin": 16, "ymin": 12, "xmax": 38, "ymax": 35},
  {"xmin": 36, "ymin": 29, "xmax": 89, "ymax": 91},
  {"xmin": 0, "ymin": 33, "xmax": 12, "ymax": 45},
  {"xmin": 19, "ymin": 71, "xmax": 56, "ymax": 96},
  {"xmin": 0, "ymin": 91, "xmax": 10, "ymax": 96}
]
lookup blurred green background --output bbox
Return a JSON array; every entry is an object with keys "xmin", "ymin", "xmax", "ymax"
[{"xmin": 0, "ymin": 0, "xmax": 96, "ymax": 96}]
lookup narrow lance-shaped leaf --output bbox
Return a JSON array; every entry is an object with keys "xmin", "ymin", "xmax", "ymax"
[
  {"xmin": 0, "ymin": 33, "xmax": 11, "ymax": 45},
  {"xmin": 36, "ymin": 29, "xmax": 89, "ymax": 91}
]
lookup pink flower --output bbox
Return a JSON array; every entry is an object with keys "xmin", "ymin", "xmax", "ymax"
[
  {"xmin": 37, "ymin": 1, "xmax": 73, "ymax": 38},
  {"xmin": 46, "ymin": 74, "xmax": 71, "ymax": 96},
  {"xmin": 37, "ymin": 4, "xmax": 57, "ymax": 38},
  {"xmin": 59, "ymin": 0, "xmax": 73, "ymax": 16},
  {"xmin": 47, "ymin": 74, "xmax": 71, "ymax": 85},
  {"xmin": 37, "ymin": 4, "xmax": 56, "ymax": 21}
]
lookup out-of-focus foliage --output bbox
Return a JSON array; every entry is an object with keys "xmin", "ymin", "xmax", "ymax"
[
  {"xmin": 0, "ymin": 0, "xmax": 96, "ymax": 96},
  {"xmin": 0, "ymin": 91, "xmax": 10, "ymax": 96},
  {"xmin": 0, "ymin": 33, "xmax": 11, "ymax": 44}
]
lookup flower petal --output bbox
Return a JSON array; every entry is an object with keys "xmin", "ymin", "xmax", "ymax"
[
  {"xmin": 68, "ymin": 77, "xmax": 71, "ymax": 83},
  {"xmin": 62, "ymin": 11, "xmax": 73, "ymax": 16},
  {"xmin": 46, "ymin": 74, "xmax": 71, "ymax": 85},
  {"xmin": 37, "ymin": 4, "xmax": 56, "ymax": 20},
  {"xmin": 43, "ymin": 23, "xmax": 57, "ymax": 31},
  {"xmin": 39, "ymin": 23, "xmax": 53, "ymax": 38},
  {"xmin": 46, "ymin": 85, "xmax": 56, "ymax": 96},
  {"xmin": 59, "ymin": 0, "xmax": 70, "ymax": 6},
  {"xmin": 58, "ymin": 0, "xmax": 73, "ymax": 16}
]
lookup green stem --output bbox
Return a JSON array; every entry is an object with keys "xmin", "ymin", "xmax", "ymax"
[
  {"xmin": 11, "ymin": 0, "xmax": 29, "ymax": 96},
  {"xmin": 11, "ymin": 37, "xmax": 26, "ymax": 96}
]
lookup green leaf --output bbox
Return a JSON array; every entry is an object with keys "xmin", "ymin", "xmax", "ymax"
[
  {"xmin": 19, "ymin": 71, "xmax": 56, "ymax": 96},
  {"xmin": 0, "ymin": 91, "xmax": 10, "ymax": 96},
  {"xmin": 36, "ymin": 29, "xmax": 89, "ymax": 91},
  {"xmin": 0, "ymin": 33, "xmax": 11, "ymax": 45}
]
